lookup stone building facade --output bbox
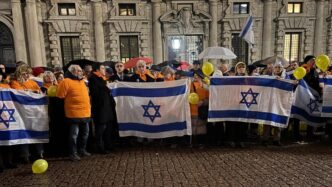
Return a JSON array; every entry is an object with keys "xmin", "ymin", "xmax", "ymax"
[{"xmin": 0, "ymin": 0, "xmax": 331, "ymax": 67}]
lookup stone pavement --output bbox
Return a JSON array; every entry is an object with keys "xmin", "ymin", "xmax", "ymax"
[{"xmin": 0, "ymin": 143, "xmax": 331, "ymax": 187}]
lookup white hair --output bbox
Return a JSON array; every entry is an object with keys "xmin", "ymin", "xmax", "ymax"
[{"xmin": 68, "ymin": 65, "xmax": 82, "ymax": 74}]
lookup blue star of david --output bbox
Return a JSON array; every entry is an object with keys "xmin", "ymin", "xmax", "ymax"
[
  {"xmin": 307, "ymin": 98, "xmax": 320, "ymax": 113},
  {"xmin": 141, "ymin": 100, "xmax": 161, "ymax": 122},
  {"xmin": 239, "ymin": 88, "xmax": 260, "ymax": 108},
  {"xmin": 0, "ymin": 104, "xmax": 16, "ymax": 128}
]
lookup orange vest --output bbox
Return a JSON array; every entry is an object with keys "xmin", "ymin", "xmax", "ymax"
[
  {"xmin": 10, "ymin": 79, "xmax": 41, "ymax": 92},
  {"xmin": 56, "ymin": 78, "xmax": 91, "ymax": 118},
  {"xmin": 0, "ymin": 83, "xmax": 10, "ymax": 89},
  {"xmin": 190, "ymin": 82, "xmax": 209, "ymax": 116}
]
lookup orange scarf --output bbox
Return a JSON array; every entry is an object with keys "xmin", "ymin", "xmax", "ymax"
[
  {"xmin": 164, "ymin": 76, "xmax": 175, "ymax": 81},
  {"xmin": 93, "ymin": 71, "xmax": 107, "ymax": 81},
  {"xmin": 135, "ymin": 70, "xmax": 153, "ymax": 82}
]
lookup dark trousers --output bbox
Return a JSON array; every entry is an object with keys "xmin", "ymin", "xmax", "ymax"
[
  {"xmin": 226, "ymin": 122, "xmax": 247, "ymax": 143},
  {"xmin": 69, "ymin": 123, "xmax": 89, "ymax": 155},
  {"xmin": 206, "ymin": 122, "xmax": 225, "ymax": 144},
  {"xmin": 95, "ymin": 123, "xmax": 108, "ymax": 150},
  {"xmin": 290, "ymin": 118, "xmax": 301, "ymax": 141},
  {"xmin": 20, "ymin": 144, "xmax": 43, "ymax": 159}
]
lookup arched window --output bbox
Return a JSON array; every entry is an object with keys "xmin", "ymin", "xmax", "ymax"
[{"xmin": 0, "ymin": 22, "xmax": 15, "ymax": 66}]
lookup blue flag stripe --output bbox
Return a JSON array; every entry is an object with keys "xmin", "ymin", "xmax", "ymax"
[
  {"xmin": 322, "ymin": 106, "xmax": 332, "ymax": 113},
  {"xmin": 239, "ymin": 15, "xmax": 253, "ymax": 37},
  {"xmin": 112, "ymin": 85, "xmax": 186, "ymax": 97},
  {"xmin": 208, "ymin": 110, "xmax": 288, "ymax": 124},
  {"xmin": 118, "ymin": 122, "xmax": 187, "ymax": 133},
  {"xmin": 210, "ymin": 77, "xmax": 294, "ymax": 91},
  {"xmin": 291, "ymin": 106, "xmax": 325, "ymax": 124},
  {"xmin": 322, "ymin": 78, "xmax": 332, "ymax": 85},
  {"xmin": 0, "ymin": 130, "xmax": 48, "ymax": 141},
  {"xmin": 0, "ymin": 91, "xmax": 47, "ymax": 105}
]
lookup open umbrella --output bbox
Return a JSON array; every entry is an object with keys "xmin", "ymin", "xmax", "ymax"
[
  {"xmin": 124, "ymin": 57, "xmax": 153, "ymax": 69},
  {"xmin": 63, "ymin": 59, "xmax": 96, "ymax": 72},
  {"xmin": 253, "ymin": 56, "xmax": 289, "ymax": 67},
  {"xmin": 198, "ymin": 47, "xmax": 237, "ymax": 60}
]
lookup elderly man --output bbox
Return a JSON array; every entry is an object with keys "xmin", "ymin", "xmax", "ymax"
[{"xmin": 56, "ymin": 65, "xmax": 91, "ymax": 161}]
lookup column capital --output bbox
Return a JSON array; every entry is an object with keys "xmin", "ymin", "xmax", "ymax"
[
  {"xmin": 151, "ymin": 0, "xmax": 162, "ymax": 4},
  {"xmin": 26, "ymin": 0, "xmax": 36, "ymax": 3},
  {"xmin": 91, "ymin": 0, "xmax": 103, "ymax": 3},
  {"xmin": 209, "ymin": 0, "xmax": 219, "ymax": 3}
]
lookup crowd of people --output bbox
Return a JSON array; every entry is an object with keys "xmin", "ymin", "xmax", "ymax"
[{"xmin": 0, "ymin": 55, "xmax": 331, "ymax": 173}]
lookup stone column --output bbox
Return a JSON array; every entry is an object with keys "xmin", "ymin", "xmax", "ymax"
[
  {"xmin": 151, "ymin": 0, "xmax": 163, "ymax": 64},
  {"xmin": 262, "ymin": 0, "xmax": 273, "ymax": 59},
  {"xmin": 314, "ymin": 0, "xmax": 326, "ymax": 55},
  {"xmin": 209, "ymin": 0, "xmax": 218, "ymax": 47},
  {"xmin": 11, "ymin": 0, "xmax": 28, "ymax": 63},
  {"xmin": 25, "ymin": 0, "xmax": 43, "ymax": 67},
  {"xmin": 92, "ymin": 0, "xmax": 106, "ymax": 62},
  {"xmin": 36, "ymin": 0, "xmax": 47, "ymax": 66}
]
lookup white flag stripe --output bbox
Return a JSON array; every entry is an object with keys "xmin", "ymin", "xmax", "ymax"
[
  {"xmin": 0, "ymin": 89, "xmax": 49, "ymax": 146},
  {"xmin": 110, "ymin": 79, "xmax": 192, "ymax": 139},
  {"xmin": 208, "ymin": 77, "xmax": 294, "ymax": 128}
]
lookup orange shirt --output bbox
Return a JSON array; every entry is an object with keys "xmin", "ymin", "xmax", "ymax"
[
  {"xmin": 0, "ymin": 83, "xmax": 10, "ymax": 89},
  {"xmin": 56, "ymin": 78, "xmax": 91, "ymax": 119},
  {"xmin": 190, "ymin": 81, "xmax": 209, "ymax": 116},
  {"xmin": 10, "ymin": 79, "xmax": 41, "ymax": 92}
]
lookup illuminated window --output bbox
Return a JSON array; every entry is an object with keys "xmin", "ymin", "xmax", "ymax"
[
  {"xmin": 119, "ymin": 4, "xmax": 136, "ymax": 16},
  {"xmin": 284, "ymin": 33, "xmax": 301, "ymax": 62},
  {"xmin": 58, "ymin": 3, "xmax": 76, "ymax": 16},
  {"xmin": 288, "ymin": 2, "xmax": 302, "ymax": 13},
  {"xmin": 233, "ymin": 3, "xmax": 249, "ymax": 14},
  {"xmin": 120, "ymin": 36, "xmax": 139, "ymax": 63}
]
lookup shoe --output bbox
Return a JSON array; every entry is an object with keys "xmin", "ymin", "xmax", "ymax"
[
  {"xmin": 78, "ymin": 150, "xmax": 91, "ymax": 157},
  {"xmin": 229, "ymin": 141, "xmax": 236, "ymax": 148},
  {"xmin": 69, "ymin": 154, "xmax": 81, "ymax": 161},
  {"xmin": 238, "ymin": 142, "xmax": 245, "ymax": 148},
  {"xmin": 273, "ymin": 141, "xmax": 282, "ymax": 146},
  {"xmin": 262, "ymin": 141, "xmax": 268, "ymax": 147},
  {"xmin": 97, "ymin": 148, "xmax": 110, "ymax": 155},
  {"xmin": 4, "ymin": 163, "xmax": 17, "ymax": 169}
]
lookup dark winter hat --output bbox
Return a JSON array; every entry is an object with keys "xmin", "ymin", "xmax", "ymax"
[
  {"xmin": 193, "ymin": 60, "xmax": 201, "ymax": 65},
  {"xmin": 304, "ymin": 55, "xmax": 316, "ymax": 64},
  {"xmin": 150, "ymin": 65, "xmax": 161, "ymax": 72},
  {"xmin": 247, "ymin": 64, "xmax": 257, "ymax": 75},
  {"xmin": 105, "ymin": 66, "xmax": 113, "ymax": 74}
]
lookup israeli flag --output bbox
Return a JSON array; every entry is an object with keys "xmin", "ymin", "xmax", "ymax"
[
  {"xmin": 0, "ymin": 89, "xmax": 49, "ymax": 146},
  {"xmin": 208, "ymin": 77, "xmax": 295, "ymax": 128},
  {"xmin": 110, "ymin": 79, "xmax": 192, "ymax": 138},
  {"xmin": 239, "ymin": 15, "xmax": 255, "ymax": 47},
  {"xmin": 291, "ymin": 80, "xmax": 325, "ymax": 126},
  {"xmin": 322, "ymin": 77, "xmax": 332, "ymax": 117}
]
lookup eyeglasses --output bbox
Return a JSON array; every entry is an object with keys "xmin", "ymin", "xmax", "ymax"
[
  {"xmin": 138, "ymin": 66, "xmax": 145, "ymax": 68},
  {"xmin": 116, "ymin": 65, "xmax": 124, "ymax": 67}
]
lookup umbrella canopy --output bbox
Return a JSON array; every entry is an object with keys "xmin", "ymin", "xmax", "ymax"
[
  {"xmin": 198, "ymin": 47, "xmax": 237, "ymax": 60},
  {"xmin": 176, "ymin": 61, "xmax": 190, "ymax": 70},
  {"xmin": 253, "ymin": 56, "xmax": 289, "ymax": 67},
  {"xmin": 124, "ymin": 57, "xmax": 153, "ymax": 69},
  {"xmin": 63, "ymin": 59, "xmax": 97, "ymax": 72}
]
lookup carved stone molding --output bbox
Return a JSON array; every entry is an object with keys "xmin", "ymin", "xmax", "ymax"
[
  {"xmin": 160, "ymin": 8, "xmax": 212, "ymax": 36},
  {"xmin": 326, "ymin": 11, "xmax": 332, "ymax": 57}
]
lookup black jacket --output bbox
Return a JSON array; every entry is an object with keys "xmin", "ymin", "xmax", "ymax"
[
  {"xmin": 88, "ymin": 73, "xmax": 116, "ymax": 124},
  {"xmin": 129, "ymin": 73, "xmax": 155, "ymax": 82},
  {"xmin": 110, "ymin": 73, "xmax": 130, "ymax": 82}
]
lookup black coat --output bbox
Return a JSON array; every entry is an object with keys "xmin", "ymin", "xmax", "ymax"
[
  {"xmin": 110, "ymin": 73, "xmax": 130, "ymax": 82},
  {"xmin": 88, "ymin": 73, "xmax": 116, "ymax": 124},
  {"xmin": 129, "ymin": 73, "xmax": 155, "ymax": 82}
]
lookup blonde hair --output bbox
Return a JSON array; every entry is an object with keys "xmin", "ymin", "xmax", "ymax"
[
  {"xmin": 43, "ymin": 71, "xmax": 56, "ymax": 83},
  {"xmin": 14, "ymin": 64, "xmax": 32, "ymax": 83}
]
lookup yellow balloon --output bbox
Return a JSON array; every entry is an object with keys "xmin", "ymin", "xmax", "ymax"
[
  {"xmin": 203, "ymin": 77, "xmax": 210, "ymax": 85},
  {"xmin": 47, "ymin": 86, "xmax": 57, "ymax": 97},
  {"xmin": 202, "ymin": 62, "xmax": 214, "ymax": 76},
  {"xmin": 316, "ymin": 54, "xmax": 330, "ymax": 72},
  {"xmin": 293, "ymin": 67, "xmax": 307, "ymax": 80},
  {"xmin": 188, "ymin": 93, "xmax": 199, "ymax": 104},
  {"xmin": 32, "ymin": 159, "xmax": 48, "ymax": 174}
]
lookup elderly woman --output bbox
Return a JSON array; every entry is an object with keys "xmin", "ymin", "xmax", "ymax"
[
  {"xmin": 10, "ymin": 63, "xmax": 43, "ymax": 163},
  {"xmin": 10, "ymin": 64, "xmax": 41, "ymax": 93},
  {"xmin": 161, "ymin": 66, "xmax": 175, "ymax": 81},
  {"xmin": 41, "ymin": 71, "xmax": 57, "ymax": 94},
  {"xmin": 130, "ymin": 60, "xmax": 155, "ymax": 82}
]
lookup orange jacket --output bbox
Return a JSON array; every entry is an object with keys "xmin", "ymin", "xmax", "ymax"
[
  {"xmin": 10, "ymin": 79, "xmax": 41, "ymax": 92},
  {"xmin": 56, "ymin": 78, "xmax": 91, "ymax": 119},
  {"xmin": 0, "ymin": 83, "xmax": 10, "ymax": 89},
  {"xmin": 190, "ymin": 81, "xmax": 209, "ymax": 116}
]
